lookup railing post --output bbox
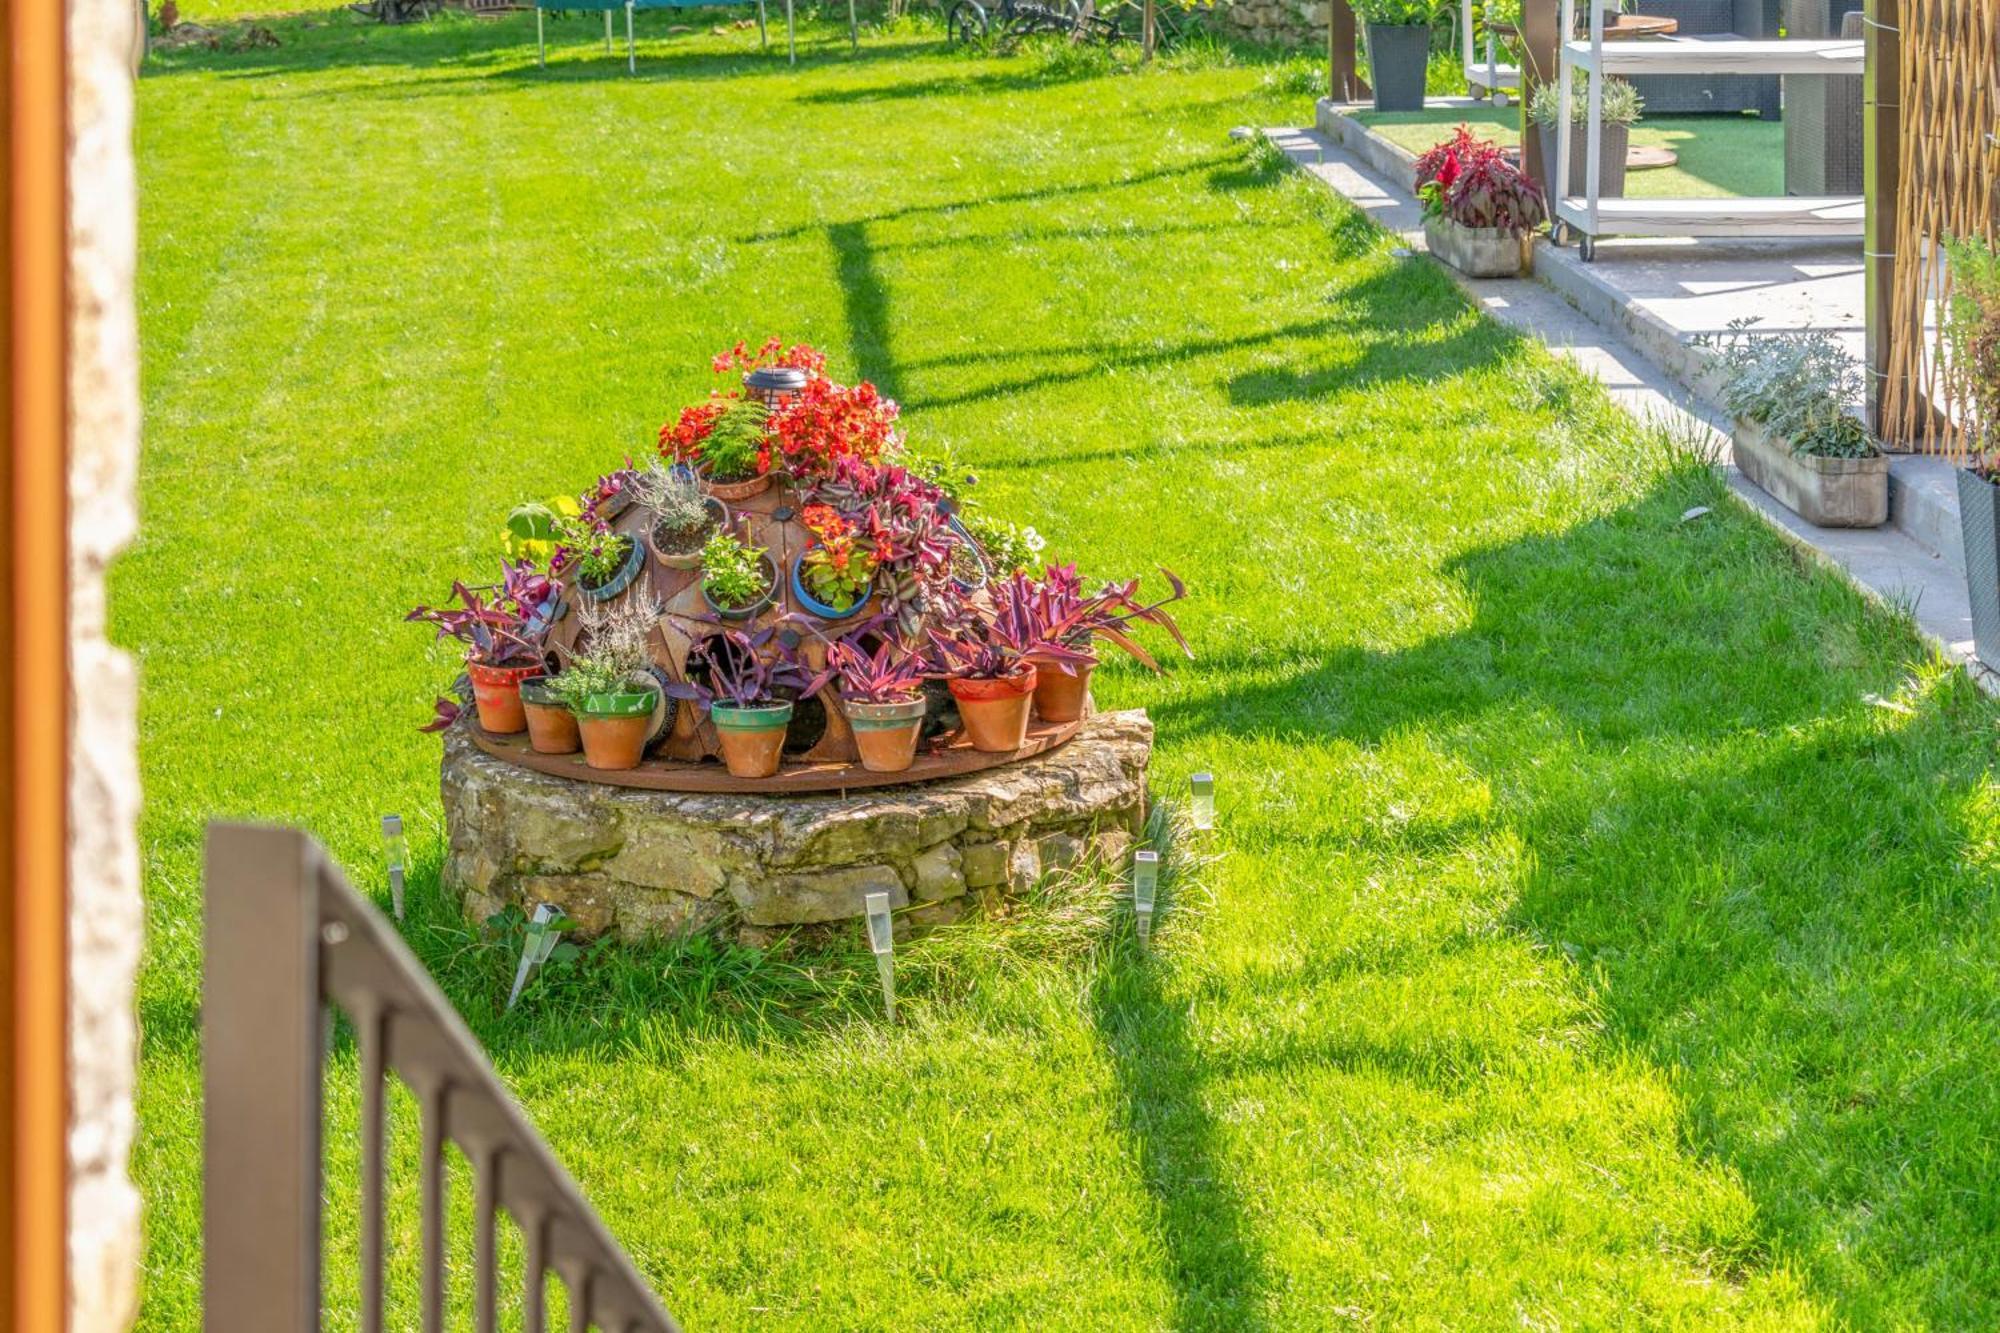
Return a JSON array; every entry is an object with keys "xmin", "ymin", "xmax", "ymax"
[
  {"xmin": 203, "ymin": 824, "xmax": 324, "ymax": 1332},
  {"xmin": 1518, "ymin": 0, "xmax": 1561, "ymax": 193},
  {"xmin": 1863, "ymin": 0, "xmax": 1903, "ymax": 443},
  {"xmin": 1327, "ymin": 0, "xmax": 1370, "ymax": 103}
]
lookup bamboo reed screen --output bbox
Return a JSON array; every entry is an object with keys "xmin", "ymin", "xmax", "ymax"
[{"xmin": 1882, "ymin": 0, "xmax": 1999, "ymax": 456}]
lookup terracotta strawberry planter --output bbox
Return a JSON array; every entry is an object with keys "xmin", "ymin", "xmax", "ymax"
[
  {"xmin": 947, "ymin": 666, "xmax": 1038, "ymax": 753},
  {"xmin": 1032, "ymin": 655, "xmax": 1096, "ymax": 724},
  {"xmin": 466, "ymin": 659, "xmax": 540, "ymax": 734},
  {"xmin": 710, "ymin": 701, "xmax": 793, "ymax": 778},
  {"xmin": 844, "ymin": 695, "xmax": 928, "ymax": 773},
  {"xmin": 576, "ymin": 689, "xmax": 657, "ymax": 771},
  {"xmin": 519, "ymin": 678, "xmax": 580, "ymax": 755},
  {"xmin": 706, "ymin": 472, "xmax": 773, "ymax": 502}
]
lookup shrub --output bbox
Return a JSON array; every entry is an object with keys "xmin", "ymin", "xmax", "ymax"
[
  {"xmin": 1695, "ymin": 319, "xmax": 1874, "ymax": 458},
  {"xmin": 1350, "ymin": 0, "xmax": 1444, "ymax": 23},
  {"xmin": 1528, "ymin": 77, "xmax": 1643, "ymax": 127},
  {"xmin": 1944, "ymin": 234, "xmax": 2000, "ymax": 466}
]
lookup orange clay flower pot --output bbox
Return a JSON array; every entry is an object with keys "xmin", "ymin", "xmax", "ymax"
[
  {"xmin": 1032, "ymin": 655, "xmax": 1096, "ymax": 724},
  {"xmin": 947, "ymin": 666, "xmax": 1038, "ymax": 753},
  {"xmin": 845, "ymin": 695, "xmax": 928, "ymax": 773},
  {"xmin": 518, "ymin": 678, "xmax": 580, "ymax": 755},
  {"xmin": 576, "ymin": 689, "xmax": 657, "ymax": 771},
  {"xmin": 710, "ymin": 701, "xmax": 794, "ymax": 779},
  {"xmin": 466, "ymin": 659, "xmax": 540, "ymax": 734}
]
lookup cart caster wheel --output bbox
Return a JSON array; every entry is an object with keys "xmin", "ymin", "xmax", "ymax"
[
  {"xmin": 1550, "ymin": 220, "xmax": 1568, "ymax": 246},
  {"xmin": 1471, "ymin": 86, "xmax": 1487, "ymax": 101},
  {"xmin": 1493, "ymin": 92, "xmax": 1511, "ymax": 108},
  {"xmin": 1579, "ymin": 235, "xmax": 1597, "ymax": 262}
]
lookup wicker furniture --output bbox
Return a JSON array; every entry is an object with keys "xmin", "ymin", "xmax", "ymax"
[
  {"xmin": 1622, "ymin": 0, "xmax": 1781, "ymax": 118},
  {"xmin": 1783, "ymin": 9, "xmax": 1865, "ymax": 196}
]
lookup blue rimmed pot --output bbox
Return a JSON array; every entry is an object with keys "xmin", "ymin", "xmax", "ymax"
[
  {"xmin": 844, "ymin": 694, "xmax": 927, "ymax": 773},
  {"xmin": 579, "ymin": 534, "xmax": 644, "ymax": 602},
  {"xmin": 701, "ymin": 551, "xmax": 778, "ymax": 622},
  {"xmin": 709, "ymin": 699, "xmax": 793, "ymax": 778},
  {"xmin": 575, "ymin": 686, "xmax": 659, "ymax": 771},
  {"xmin": 789, "ymin": 549, "xmax": 874, "ymax": 621}
]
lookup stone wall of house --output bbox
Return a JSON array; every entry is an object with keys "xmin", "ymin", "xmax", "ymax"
[
  {"xmin": 443, "ymin": 711, "xmax": 1154, "ymax": 944},
  {"xmin": 1212, "ymin": 0, "xmax": 1330, "ymax": 51},
  {"xmin": 68, "ymin": 0, "xmax": 143, "ymax": 1328}
]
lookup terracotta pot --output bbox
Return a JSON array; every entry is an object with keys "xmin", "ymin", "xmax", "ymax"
[
  {"xmin": 706, "ymin": 471, "xmax": 773, "ymax": 502},
  {"xmin": 1033, "ymin": 655, "xmax": 1096, "ymax": 724},
  {"xmin": 710, "ymin": 701, "xmax": 793, "ymax": 778},
  {"xmin": 845, "ymin": 695, "xmax": 928, "ymax": 773},
  {"xmin": 518, "ymin": 678, "xmax": 580, "ymax": 754},
  {"xmin": 576, "ymin": 689, "xmax": 658, "ymax": 770},
  {"xmin": 648, "ymin": 497, "xmax": 728, "ymax": 570},
  {"xmin": 466, "ymin": 659, "xmax": 540, "ymax": 734},
  {"xmin": 947, "ymin": 666, "xmax": 1038, "ymax": 753}
]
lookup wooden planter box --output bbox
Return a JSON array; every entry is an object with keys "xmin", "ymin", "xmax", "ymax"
[
  {"xmin": 1731, "ymin": 417, "xmax": 1887, "ymax": 528},
  {"xmin": 1422, "ymin": 217, "xmax": 1528, "ymax": 278}
]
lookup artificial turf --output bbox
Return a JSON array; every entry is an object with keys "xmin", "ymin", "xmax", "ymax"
[{"xmin": 126, "ymin": 12, "xmax": 1999, "ymax": 1327}]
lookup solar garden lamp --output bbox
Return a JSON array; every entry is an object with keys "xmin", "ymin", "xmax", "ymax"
[
  {"xmin": 1190, "ymin": 771, "xmax": 1215, "ymax": 830},
  {"xmin": 506, "ymin": 903, "xmax": 567, "ymax": 1012},
  {"xmin": 1132, "ymin": 850, "xmax": 1160, "ymax": 948},
  {"xmin": 380, "ymin": 814, "xmax": 407, "ymax": 920},
  {"xmin": 864, "ymin": 890, "xmax": 896, "ymax": 1024}
]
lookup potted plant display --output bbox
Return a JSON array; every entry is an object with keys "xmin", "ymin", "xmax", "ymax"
[
  {"xmin": 554, "ymin": 503, "xmax": 643, "ymax": 602},
  {"xmin": 792, "ymin": 504, "xmax": 878, "ymax": 619},
  {"xmin": 406, "ymin": 560, "xmax": 559, "ymax": 735},
  {"xmin": 662, "ymin": 396, "xmax": 774, "ymax": 501},
  {"xmin": 633, "ymin": 462, "xmax": 725, "ymax": 569},
  {"xmin": 1016, "ymin": 565, "xmax": 1192, "ymax": 723},
  {"xmin": 1528, "ymin": 76, "xmax": 1642, "ymax": 201},
  {"xmin": 924, "ymin": 578, "xmax": 1097, "ymax": 753},
  {"xmin": 825, "ymin": 633, "xmax": 929, "ymax": 773},
  {"xmin": 667, "ymin": 627, "xmax": 830, "ymax": 779},
  {"xmin": 700, "ymin": 530, "xmax": 778, "ymax": 621},
  {"xmin": 1414, "ymin": 129, "xmax": 1547, "ymax": 278},
  {"xmin": 518, "ymin": 675, "xmax": 580, "ymax": 754},
  {"xmin": 548, "ymin": 593, "xmax": 663, "ymax": 771},
  {"xmin": 959, "ymin": 511, "xmax": 1046, "ymax": 579},
  {"xmin": 1352, "ymin": 0, "xmax": 1442, "ymax": 112},
  {"xmin": 1696, "ymin": 319, "xmax": 1886, "ymax": 528},
  {"xmin": 1944, "ymin": 235, "xmax": 2000, "ymax": 665}
]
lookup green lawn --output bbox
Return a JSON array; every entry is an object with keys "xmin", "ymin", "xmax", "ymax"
[
  {"xmin": 1354, "ymin": 105, "xmax": 1786, "ymax": 199},
  {"xmin": 127, "ymin": 13, "xmax": 2000, "ymax": 1329}
]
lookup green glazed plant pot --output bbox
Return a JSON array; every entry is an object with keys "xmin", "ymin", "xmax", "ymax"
[
  {"xmin": 710, "ymin": 700, "xmax": 793, "ymax": 778},
  {"xmin": 844, "ymin": 694, "xmax": 928, "ymax": 773},
  {"xmin": 575, "ymin": 688, "xmax": 658, "ymax": 771}
]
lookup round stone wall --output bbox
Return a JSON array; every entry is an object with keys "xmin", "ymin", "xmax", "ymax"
[{"xmin": 441, "ymin": 710, "xmax": 1154, "ymax": 943}]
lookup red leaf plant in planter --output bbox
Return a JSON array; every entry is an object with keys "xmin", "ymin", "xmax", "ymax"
[
  {"xmin": 665, "ymin": 626, "xmax": 832, "ymax": 779},
  {"xmin": 1015, "ymin": 565, "xmax": 1193, "ymax": 723},
  {"xmin": 407, "ymin": 560, "xmax": 560, "ymax": 735},
  {"xmin": 822, "ymin": 629, "xmax": 930, "ymax": 773},
  {"xmin": 1414, "ymin": 128, "xmax": 1547, "ymax": 278},
  {"xmin": 924, "ymin": 579, "xmax": 1095, "ymax": 754}
]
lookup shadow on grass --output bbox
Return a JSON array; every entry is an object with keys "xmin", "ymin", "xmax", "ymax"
[{"xmin": 1155, "ymin": 467, "xmax": 2000, "ymax": 1323}]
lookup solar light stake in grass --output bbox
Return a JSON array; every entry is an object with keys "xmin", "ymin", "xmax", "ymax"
[
  {"xmin": 506, "ymin": 903, "xmax": 566, "ymax": 1012},
  {"xmin": 864, "ymin": 890, "xmax": 897, "ymax": 1023},
  {"xmin": 1132, "ymin": 849, "xmax": 1160, "ymax": 947},
  {"xmin": 380, "ymin": 814, "xmax": 406, "ymax": 920},
  {"xmin": 1190, "ymin": 771, "xmax": 1215, "ymax": 830}
]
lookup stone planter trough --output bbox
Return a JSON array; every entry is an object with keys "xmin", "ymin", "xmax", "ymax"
[
  {"xmin": 1423, "ymin": 217, "xmax": 1527, "ymax": 278},
  {"xmin": 1730, "ymin": 417, "xmax": 1887, "ymax": 529}
]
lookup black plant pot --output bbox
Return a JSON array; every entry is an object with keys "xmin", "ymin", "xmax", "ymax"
[
  {"xmin": 1534, "ymin": 121, "xmax": 1629, "ymax": 201},
  {"xmin": 1957, "ymin": 466, "xmax": 2000, "ymax": 666},
  {"xmin": 1365, "ymin": 23, "xmax": 1430, "ymax": 113}
]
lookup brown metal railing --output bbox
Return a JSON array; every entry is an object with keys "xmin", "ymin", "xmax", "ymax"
[{"xmin": 202, "ymin": 823, "xmax": 680, "ymax": 1332}]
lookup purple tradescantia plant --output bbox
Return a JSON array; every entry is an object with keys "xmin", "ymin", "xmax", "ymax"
[
  {"xmin": 406, "ymin": 560, "xmax": 559, "ymax": 667},
  {"xmin": 1021, "ymin": 564, "xmax": 1192, "ymax": 675},
  {"xmin": 665, "ymin": 625, "xmax": 832, "ymax": 710},
  {"xmin": 824, "ymin": 632, "xmax": 928, "ymax": 703}
]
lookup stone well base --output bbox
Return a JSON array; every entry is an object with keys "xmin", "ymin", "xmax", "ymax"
[{"xmin": 441, "ymin": 710, "xmax": 1154, "ymax": 942}]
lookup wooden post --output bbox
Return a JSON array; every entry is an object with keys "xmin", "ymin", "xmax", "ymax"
[
  {"xmin": 1518, "ymin": 0, "xmax": 1561, "ymax": 192},
  {"xmin": 1863, "ymin": 0, "xmax": 1903, "ymax": 443},
  {"xmin": 1328, "ymin": 0, "xmax": 1370, "ymax": 103}
]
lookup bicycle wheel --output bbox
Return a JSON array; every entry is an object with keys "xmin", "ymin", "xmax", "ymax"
[{"xmin": 946, "ymin": 0, "xmax": 989, "ymax": 42}]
